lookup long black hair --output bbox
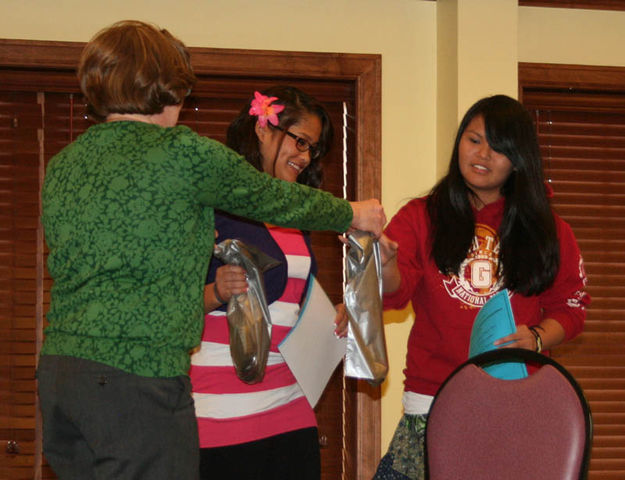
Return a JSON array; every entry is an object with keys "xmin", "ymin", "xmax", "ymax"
[
  {"xmin": 427, "ymin": 94, "xmax": 559, "ymax": 296},
  {"xmin": 226, "ymin": 86, "xmax": 333, "ymax": 188}
]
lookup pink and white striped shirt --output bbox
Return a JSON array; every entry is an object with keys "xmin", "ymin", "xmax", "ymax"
[{"xmin": 190, "ymin": 225, "xmax": 316, "ymax": 447}]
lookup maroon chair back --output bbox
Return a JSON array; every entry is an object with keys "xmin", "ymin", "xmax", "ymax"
[{"xmin": 426, "ymin": 349, "xmax": 592, "ymax": 480}]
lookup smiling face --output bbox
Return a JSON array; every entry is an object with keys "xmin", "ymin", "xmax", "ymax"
[
  {"xmin": 255, "ymin": 112, "xmax": 322, "ymax": 183},
  {"xmin": 458, "ymin": 114, "xmax": 515, "ymax": 207}
]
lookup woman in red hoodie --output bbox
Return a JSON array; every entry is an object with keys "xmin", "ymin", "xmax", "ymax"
[{"xmin": 374, "ymin": 95, "xmax": 590, "ymax": 480}]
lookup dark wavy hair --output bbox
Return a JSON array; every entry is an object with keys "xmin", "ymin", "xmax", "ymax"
[
  {"xmin": 427, "ymin": 94, "xmax": 559, "ymax": 295},
  {"xmin": 226, "ymin": 86, "xmax": 333, "ymax": 188},
  {"xmin": 78, "ymin": 20, "xmax": 196, "ymax": 122}
]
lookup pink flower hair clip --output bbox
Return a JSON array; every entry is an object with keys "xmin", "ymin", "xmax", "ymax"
[{"xmin": 248, "ymin": 91, "xmax": 285, "ymax": 127}]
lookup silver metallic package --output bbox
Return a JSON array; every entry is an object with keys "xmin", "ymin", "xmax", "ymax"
[
  {"xmin": 344, "ymin": 231, "xmax": 389, "ymax": 386},
  {"xmin": 213, "ymin": 239, "xmax": 280, "ymax": 384}
]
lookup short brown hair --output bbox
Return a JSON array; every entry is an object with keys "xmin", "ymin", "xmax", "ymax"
[{"xmin": 78, "ymin": 20, "xmax": 196, "ymax": 121}]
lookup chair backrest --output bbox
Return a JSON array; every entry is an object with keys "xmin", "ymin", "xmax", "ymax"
[{"xmin": 426, "ymin": 348, "xmax": 592, "ymax": 480}]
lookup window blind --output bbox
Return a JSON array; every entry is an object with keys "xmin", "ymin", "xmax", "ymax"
[
  {"xmin": 0, "ymin": 69, "xmax": 357, "ymax": 480},
  {"xmin": 523, "ymin": 86, "xmax": 625, "ymax": 480},
  {"xmin": 0, "ymin": 91, "xmax": 44, "ymax": 480}
]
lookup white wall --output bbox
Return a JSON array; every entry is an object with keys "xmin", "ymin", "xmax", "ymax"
[{"xmin": 519, "ymin": 6, "xmax": 625, "ymax": 66}]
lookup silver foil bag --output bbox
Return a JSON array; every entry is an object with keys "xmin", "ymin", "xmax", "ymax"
[
  {"xmin": 213, "ymin": 239, "xmax": 280, "ymax": 384},
  {"xmin": 344, "ymin": 231, "xmax": 389, "ymax": 386}
]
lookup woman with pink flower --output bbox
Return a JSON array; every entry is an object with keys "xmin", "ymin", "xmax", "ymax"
[{"xmin": 190, "ymin": 86, "xmax": 346, "ymax": 480}]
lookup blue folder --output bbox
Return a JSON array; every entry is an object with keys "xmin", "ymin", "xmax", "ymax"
[{"xmin": 469, "ymin": 289, "xmax": 529, "ymax": 380}]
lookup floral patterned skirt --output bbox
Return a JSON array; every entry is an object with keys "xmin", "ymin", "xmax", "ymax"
[{"xmin": 372, "ymin": 414, "xmax": 428, "ymax": 480}]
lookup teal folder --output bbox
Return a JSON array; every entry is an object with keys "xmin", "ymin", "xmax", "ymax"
[{"xmin": 469, "ymin": 289, "xmax": 529, "ymax": 380}]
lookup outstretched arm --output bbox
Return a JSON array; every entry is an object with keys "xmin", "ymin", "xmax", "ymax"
[{"xmin": 349, "ymin": 199, "xmax": 387, "ymax": 237}]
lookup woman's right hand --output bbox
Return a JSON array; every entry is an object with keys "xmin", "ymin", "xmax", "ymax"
[
  {"xmin": 378, "ymin": 233, "xmax": 401, "ymax": 294},
  {"xmin": 204, "ymin": 265, "xmax": 248, "ymax": 313},
  {"xmin": 379, "ymin": 233, "xmax": 399, "ymax": 266},
  {"xmin": 215, "ymin": 265, "xmax": 248, "ymax": 301},
  {"xmin": 349, "ymin": 199, "xmax": 386, "ymax": 237}
]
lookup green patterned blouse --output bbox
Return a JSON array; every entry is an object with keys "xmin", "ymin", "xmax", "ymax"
[{"xmin": 41, "ymin": 121, "xmax": 352, "ymax": 377}]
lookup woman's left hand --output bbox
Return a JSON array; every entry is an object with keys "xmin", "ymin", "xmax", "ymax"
[
  {"xmin": 494, "ymin": 324, "xmax": 536, "ymax": 351},
  {"xmin": 334, "ymin": 303, "xmax": 349, "ymax": 338}
]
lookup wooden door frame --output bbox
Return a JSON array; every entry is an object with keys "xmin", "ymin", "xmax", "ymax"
[
  {"xmin": 519, "ymin": 62, "xmax": 625, "ymax": 96},
  {"xmin": 0, "ymin": 39, "xmax": 382, "ymax": 479}
]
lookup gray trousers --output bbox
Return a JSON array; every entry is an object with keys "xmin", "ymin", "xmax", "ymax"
[{"xmin": 37, "ymin": 355, "xmax": 199, "ymax": 480}]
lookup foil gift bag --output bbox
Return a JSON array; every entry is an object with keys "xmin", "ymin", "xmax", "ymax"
[
  {"xmin": 344, "ymin": 231, "xmax": 389, "ymax": 386},
  {"xmin": 213, "ymin": 239, "xmax": 280, "ymax": 384}
]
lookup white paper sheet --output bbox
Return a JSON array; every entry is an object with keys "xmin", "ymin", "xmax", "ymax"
[{"xmin": 278, "ymin": 276, "xmax": 347, "ymax": 408}]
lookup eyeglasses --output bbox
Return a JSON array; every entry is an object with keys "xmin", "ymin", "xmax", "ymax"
[{"xmin": 271, "ymin": 124, "xmax": 321, "ymax": 159}]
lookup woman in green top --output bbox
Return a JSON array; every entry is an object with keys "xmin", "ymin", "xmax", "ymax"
[{"xmin": 37, "ymin": 20, "xmax": 385, "ymax": 480}]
